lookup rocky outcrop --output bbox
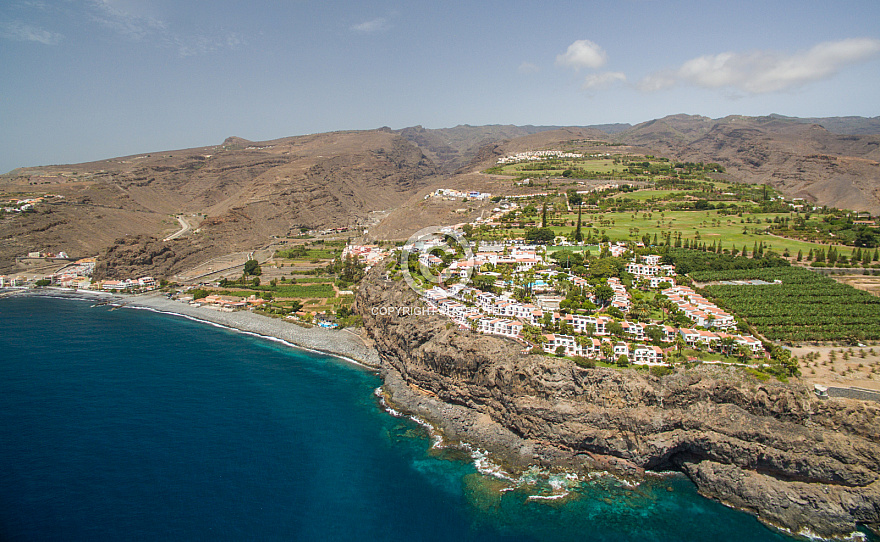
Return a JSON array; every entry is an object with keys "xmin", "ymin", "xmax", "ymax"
[
  {"xmin": 355, "ymin": 267, "xmax": 880, "ymax": 539},
  {"xmin": 93, "ymin": 235, "xmax": 210, "ymax": 279}
]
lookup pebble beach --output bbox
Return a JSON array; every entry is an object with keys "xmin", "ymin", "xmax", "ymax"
[{"xmin": 3, "ymin": 288, "xmax": 382, "ymax": 368}]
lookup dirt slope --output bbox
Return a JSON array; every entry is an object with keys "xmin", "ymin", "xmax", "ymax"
[{"xmin": 0, "ymin": 129, "xmax": 439, "ymax": 275}]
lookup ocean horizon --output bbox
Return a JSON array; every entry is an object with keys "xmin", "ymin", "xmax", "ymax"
[{"xmin": 0, "ymin": 296, "xmax": 800, "ymax": 541}]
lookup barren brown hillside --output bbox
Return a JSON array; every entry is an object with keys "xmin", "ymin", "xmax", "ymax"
[
  {"xmin": 0, "ymin": 129, "xmax": 440, "ymax": 275},
  {"xmin": 3, "ymin": 117, "xmax": 879, "ymax": 278},
  {"xmin": 614, "ymin": 115, "xmax": 880, "ymax": 213}
]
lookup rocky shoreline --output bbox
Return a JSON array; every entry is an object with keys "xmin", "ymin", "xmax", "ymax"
[
  {"xmin": 354, "ymin": 268, "xmax": 880, "ymax": 540},
  {"xmin": 8, "ymin": 284, "xmax": 880, "ymax": 539}
]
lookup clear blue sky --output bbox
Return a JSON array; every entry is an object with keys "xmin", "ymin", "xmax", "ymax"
[{"xmin": 2, "ymin": 0, "xmax": 879, "ymax": 173}]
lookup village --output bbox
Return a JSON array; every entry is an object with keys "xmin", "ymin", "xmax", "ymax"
[
  {"xmin": 5, "ymin": 147, "xmax": 879, "ymax": 375},
  {"xmin": 404, "ymin": 238, "xmax": 766, "ymax": 368}
]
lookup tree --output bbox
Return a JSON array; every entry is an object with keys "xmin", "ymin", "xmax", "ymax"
[
  {"xmin": 588, "ymin": 258, "xmax": 619, "ymax": 279},
  {"xmin": 854, "ymin": 228, "xmax": 878, "ymax": 248},
  {"xmin": 674, "ymin": 335, "xmax": 687, "ymax": 355},
  {"xmin": 600, "ymin": 341, "xmax": 614, "ymax": 361},
  {"xmin": 735, "ymin": 344, "xmax": 752, "ymax": 364},
  {"xmin": 629, "ymin": 301, "xmax": 649, "ymax": 322},
  {"xmin": 607, "ymin": 320, "xmax": 624, "ymax": 337},
  {"xmin": 244, "ymin": 259, "xmax": 261, "ymax": 276},
  {"xmin": 720, "ymin": 336, "xmax": 736, "ymax": 356},
  {"xmin": 771, "ymin": 347, "xmax": 799, "ymax": 377},
  {"xmin": 593, "ymin": 284, "xmax": 614, "ymax": 306},
  {"xmin": 190, "ymin": 288, "xmax": 209, "ymax": 300},
  {"xmin": 525, "ymin": 227, "xmax": 555, "ymax": 244},
  {"xmin": 555, "ymin": 345, "xmax": 566, "ymax": 357},
  {"xmin": 574, "ymin": 204, "xmax": 583, "ymax": 243},
  {"xmin": 541, "ymin": 200, "xmax": 548, "ymax": 228},
  {"xmin": 616, "ymin": 354, "xmax": 629, "ymax": 367}
]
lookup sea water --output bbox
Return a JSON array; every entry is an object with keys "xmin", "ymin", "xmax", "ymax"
[{"xmin": 0, "ymin": 296, "xmax": 800, "ymax": 541}]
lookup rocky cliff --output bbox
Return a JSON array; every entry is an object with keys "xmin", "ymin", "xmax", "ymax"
[{"xmin": 355, "ymin": 267, "xmax": 880, "ymax": 539}]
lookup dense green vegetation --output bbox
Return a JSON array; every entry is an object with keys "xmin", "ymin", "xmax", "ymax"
[
  {"xmin": 485, "ymin": 154, "xmax": 724, "ymax": 183},
  {"xmin": 661, "ymin": 248, "xmax": 790, "ymax": 274},
  {"xmin": 275, "ymin": 245, "xmax": 342, "ymax": 260},
  {"xmin": 257, "ymin": 283, "xmax": 335, "ymax": 298},
  {"xmin": 701, "ymin": 267, "xmax": 880, "ymax": 343},
  {"xmin": 765, "ymin": 212, "xmax": 879, "ymax": 248}
]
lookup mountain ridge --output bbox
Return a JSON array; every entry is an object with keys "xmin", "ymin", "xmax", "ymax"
[{"xmin": 2, "ymin": 115, "xmax": 879, "ymax": 275}]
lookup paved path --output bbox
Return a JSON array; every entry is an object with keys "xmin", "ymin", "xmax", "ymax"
[
  {"xmin": 826, "ymin": 386, "xmax": 880, "ymax": 402},
  {"xmin": 163, "ymin": 215, "xmax": 193, "ymax": 241}
]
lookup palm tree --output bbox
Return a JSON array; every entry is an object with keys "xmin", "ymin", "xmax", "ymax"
[
  {"xmin": 720, "ymin": 336, "xmax": 736, "ymax": 356},
  {"xmin": 674, "ymin": 335, "xmax": 687, "ymax": 358},
  {"xmin": 630, "ymin": 301, "xmax": 650, "ymax": 322},
  {"xmin": 735, "ymin": 344, "xmax": 752, "ymax": 364},
  {"xmin": 600, "ymin": 341, "xmax": 614, "ymax": 361}
]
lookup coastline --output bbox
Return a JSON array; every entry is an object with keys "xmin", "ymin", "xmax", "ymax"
[
  {"xmin": 1, "ymin": 288, "xmax": 382, "ymax": 369},
  {"xmin": 354, "ymin": 268, "xmax": 880, "ymax": 541},
  {"xmin": 7, "ymin": 287, "xmax": 878, "ymax": 539}
]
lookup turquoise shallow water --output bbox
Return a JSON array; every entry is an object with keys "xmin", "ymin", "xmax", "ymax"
[{"xmin": 0, "ymin": 296, "xmax": 800, "ymax": 541}]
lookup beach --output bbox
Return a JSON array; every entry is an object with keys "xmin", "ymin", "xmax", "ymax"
[{"xmin": 2, "ymin": 288, "xmax": 382, "ymax": 368}]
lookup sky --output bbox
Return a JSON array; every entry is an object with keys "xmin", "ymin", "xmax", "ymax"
[{"xmin": 1, "ymin": 0, "xmax": 879, "ymax": 173}]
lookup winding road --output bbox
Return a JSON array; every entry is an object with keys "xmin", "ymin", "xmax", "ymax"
[{"xmin": 163, "ymin": 215, "xmax": 193, "ymax": 241}]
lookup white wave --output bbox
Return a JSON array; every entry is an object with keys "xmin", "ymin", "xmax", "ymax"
[
  {"xmin": 548, "ymin": 472, "xmax": 579, "ymax": 492},
  {"xmin": 527, "ymin": 493, "xmax": 569, "ymax": 501},
  {"xmin": 373, "ymin": 387, "xmax": 446, "ymax": 448},
  {"xmin": 460, "ymin": 443, "xmax": 517, "ymax": 482}
]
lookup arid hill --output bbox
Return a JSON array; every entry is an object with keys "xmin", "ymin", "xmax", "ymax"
[
  {"xmin": 612, "ymin": 114, "xmax": 880, "ymax": 213},
  {"xmin": 3, "ymin": 116, "xmax": 879, "ymax": 276},
  {"xmin": 0, "ymin": 129, "xmax": 440, "ymax": 275}
]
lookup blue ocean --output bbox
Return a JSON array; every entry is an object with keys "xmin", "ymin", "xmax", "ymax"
[{"xmin": 0, "ymin": 296, "xmax": 796, "ymax": 541}]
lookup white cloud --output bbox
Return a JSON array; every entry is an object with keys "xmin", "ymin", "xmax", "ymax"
[
  {"xmin": 517, "ymin": 61, "xmax": 541, "ymax": 74},
  {"xmin": 581, "ymin": 71, "xmax": 626, "ymax": 90},
  {"xmin": 636, "ymin": 71, "xmax": 677, "ymax": 92},
  {"xmin": 83, "ymin": 1, "xmax": 243, "ymax": 57},
  {"xmin": 351, "ymin": 17, "xmax": 390, "ymax": 33},
  {"xmin": 555, "ymin": 39, "xmax": 607, "ymax": 70},
  {"xmin": 639, "ymin": 38, "xmax": 880, "ymax": 94},
  {"xmin": 175, "ymin": 33, "xmax": 245, "ymax": 57},
  {"xmin": 0, "ymin": 20, "xmax": 62, "ymax": 44},
  {"xmin": 87, "ymin": 0, "xmax": 166, "ymax": 41}
]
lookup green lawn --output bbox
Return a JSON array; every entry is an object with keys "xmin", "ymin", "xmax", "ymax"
[
  {"xmin": 548, "ymin": 209, "xmax": 859, "ymax": 259},
  {"xmin": 611, "ymin": 189, "xmax": 692, "ymax": 201},
  {"xmin": 270, "ymin": 284, "xmax": 335, "ymax": 298},
  {"xmin": 499, "ymin": 158, "xmax": 623, "ymax": 176}
]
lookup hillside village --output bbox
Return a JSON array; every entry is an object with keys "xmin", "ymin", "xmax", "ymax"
[
  {"xmin": 5, "ymin": 144, "xmax": 879, "ymax": 380},
  {"xmin": 405, "ymin": 240, "xmax": 765, "ymax": 368}
]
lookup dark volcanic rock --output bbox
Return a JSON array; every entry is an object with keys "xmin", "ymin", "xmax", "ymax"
[
  {"xmin": 93, "ymin": 235, "xmax": 207, "ymax": 279},
  {"xmin": 355, "ymin": 266, "xmax": 880, "ymax": 539}
]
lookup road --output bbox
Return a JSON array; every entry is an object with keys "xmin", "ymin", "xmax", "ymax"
[
  {"xmin": 163, "ymin": 215, "xmax": 193, "ymax": 241},
  {"xmin": 172, "ymin": 247, "xmax": 276, "ymax": 283}
]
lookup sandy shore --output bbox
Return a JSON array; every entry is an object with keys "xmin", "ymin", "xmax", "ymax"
[{"xmin": 4, "ymin": 288, "xmax": 382, "ymax": 368}]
